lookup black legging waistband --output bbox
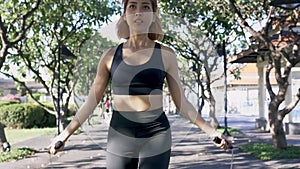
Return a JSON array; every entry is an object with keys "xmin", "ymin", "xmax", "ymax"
[{"xmin": 110, "ymin": 108, "xmax": 170, "ymax": 128}]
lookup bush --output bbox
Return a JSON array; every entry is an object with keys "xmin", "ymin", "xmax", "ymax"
[
  {"xmin": 32, "ymin": 93, "xmax": 42, "ymax": 101},
  {"xmin": 67, "ymin": 104, "xmax": 77, "ymax": 116},
  {"xmin": 42, "ymin": 102, "xmax": 77, "ymax": 117},
  {"xmin": 0, "ymin": 103, "xmax": 56, "ymax": 128},
  {"xmin": 0, "ymin": 100, "xmax": 19, "ymax": 107}
]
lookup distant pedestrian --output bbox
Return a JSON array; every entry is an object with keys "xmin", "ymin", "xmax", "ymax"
[
  {"xmin": 110, "ymin": 99, "xmax": 114, "ymax": 112},
  {"xmin": 105, "ymin": 97, "xmax": 110, "ymax": 113}
]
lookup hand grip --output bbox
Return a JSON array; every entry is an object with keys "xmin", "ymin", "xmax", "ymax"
[
  {"xmin": 213, "ymin": 136, "xmax": 233, "ymax": 149},
  {"xmin": 212, "ymin": 136, "xmax": 222, "ymax": 144},
  {"xmin": 54, "ymin": 141, "xmax": 64, "ymax": 150}
]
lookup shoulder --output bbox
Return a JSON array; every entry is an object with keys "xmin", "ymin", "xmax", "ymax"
[
  {"xmin": 160, "ymin": 43, "xmax": 176, "ymax": 56},
  {"xmin": 101, "ymin": 46, "xmax": 118, "ymax": 62},
  {"xmin": 160, "ymin": 43, "xmax": 177, "ymax": 61},
  {"xmin": 98, "ymin": 44, "xmax": 120, "ymax": 70},
  {"xmin": 159, "ymin": 43, "xmax": 177, "ymax": 71},
  {"xmin": 94, "ymin": 43, "xmax": 122, "ymax": 76}
]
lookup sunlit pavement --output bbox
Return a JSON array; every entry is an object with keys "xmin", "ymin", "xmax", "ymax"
[{"xmin": 0, "ymin": 114, "xmax": 299, "ymax": 169}]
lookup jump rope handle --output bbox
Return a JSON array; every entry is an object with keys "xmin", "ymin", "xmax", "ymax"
[
  {"xmin": 47, "ymin": 141, "xmax": 64, "ymax": 154},
  {"xmin": 213, "ymin": 136, "xmax": 233, "ymax": 149},
  {"xmin": 54, "ymin": 141, "xmax": 64, "ymax": 150}
]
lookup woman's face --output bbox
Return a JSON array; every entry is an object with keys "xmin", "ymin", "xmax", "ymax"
[{"xmin": 124, "ymin": 0, "xmax": 155, "ymax": 35}]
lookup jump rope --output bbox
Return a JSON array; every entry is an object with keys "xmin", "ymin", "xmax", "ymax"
[
  {"xmin": 45, "ymin": 140, "xmax": 64, "ymax": 164},
  {"xmin": 49, "ymin": 138, "xmax": 235, "ymax": 168},
  {"xmin": 213, "ymin": 136, "xmax": 235, "ymax": 169}
]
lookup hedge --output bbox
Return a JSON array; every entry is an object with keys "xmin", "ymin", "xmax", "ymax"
[
  {"xmin": 0, "ymin": 100, "xmax": 20, "ymax": 107},
  {"xmin": 0, "ymin": 103, "xmax": 56, "ymax": 128},
  {"xmin": 42, "ymin": 102, "xmax": 77, "ymax": 117}
]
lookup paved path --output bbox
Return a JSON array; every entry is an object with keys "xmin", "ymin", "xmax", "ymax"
[{"xmin": 0, "ymin": 114, "xmax": 299, "ymax": 169}]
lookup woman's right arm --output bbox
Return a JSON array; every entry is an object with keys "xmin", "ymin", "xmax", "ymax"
[{"xmin": 48, "ymin": 48, "xmax": 114, "ymax": 154}]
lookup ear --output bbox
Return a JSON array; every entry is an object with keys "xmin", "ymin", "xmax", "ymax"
[{"xmin": 123, "ymin": 15, "xmax": 127, "ymax": 21}]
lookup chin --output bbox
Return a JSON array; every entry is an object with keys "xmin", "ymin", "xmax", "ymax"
[{"xmin": 131, "ymin": 29, "xmax": 150, "ymax": 36}]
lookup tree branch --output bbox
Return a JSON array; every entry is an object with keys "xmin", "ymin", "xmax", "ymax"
[
  {"xmin": 266, "ymin": 62, "xmax": 275, "ymax": 99},
  {"xmin": 0, "ymin": 71, "xmax": 54, "ymax": 114},
  {"xmin": 0, "ymin": 16, "xmax": 9, "ymax": 46},
  {"xmin": 11, "ymin": 0, "xmax": 41, "ymax": 45},
  {"xmin": 279, "ymin": 88, "xmax": 300, "ymax": 119},
  {"xmin": 17, "ymin": 44, "xmax": 51, "ymax": 93},
  {"xmin": 227, "ymin": 0, "xmax": 276, "ymax": 55}
]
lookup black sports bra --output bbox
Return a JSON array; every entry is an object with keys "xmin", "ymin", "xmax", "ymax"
[{"xmin": 110, "ymin": 43, "xmax": 166, "ymax": 95}]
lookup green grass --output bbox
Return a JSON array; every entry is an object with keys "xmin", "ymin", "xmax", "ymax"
[
  {"xmin": 74, "ymin": 128, "xmax": 84, "ymax": 135},
  {"xmin": 240, "ymin": 143, "xmax": 300, "ymax": 160},
  {"xmin": 217, "ymin": 126, "xmax": 241, "ymax": 134},
  {"xmin": 1, "ymin": 128, "xmax": 56, "ymax": 162},
  {"xmin": 1, "ymin": 127, "xmax": 84, "ymax": 162},
  {"xmin": 0, "ymin": 148, "xmax": 35, "ymax": 162},
  {"xmin": 5, "ymin": 127, "xmax": 56, "ymax": 144}
]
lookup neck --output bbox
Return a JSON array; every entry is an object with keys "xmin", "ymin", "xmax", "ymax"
[{"xmin": 126, "ymin": 34, "xmax": 153, "ymax": 49}]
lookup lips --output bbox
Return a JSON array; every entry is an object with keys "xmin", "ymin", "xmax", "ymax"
[{"xmin": 134, "ymin": 19, "xmax": 143, "ymax": 23}]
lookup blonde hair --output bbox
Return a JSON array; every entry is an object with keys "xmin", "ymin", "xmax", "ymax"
[{"xmin": 116, "ymin": 0, "xmax": 164, "ymax": 41}]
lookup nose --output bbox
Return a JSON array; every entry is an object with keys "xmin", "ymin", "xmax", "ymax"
[
  {"xmin": 135, "ymin": 6, "xmax": 143, "ymax": 17},
  {"xmin": 135, "ymin": 12, "xmax": 142, "ymax": 17}
]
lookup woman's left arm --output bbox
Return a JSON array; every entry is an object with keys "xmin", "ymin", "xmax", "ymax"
[{"xmin": 163, "ymin": 47, "xmax": 230, "ymax": 149}]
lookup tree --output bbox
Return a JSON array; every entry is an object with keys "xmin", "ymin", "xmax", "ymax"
[
  {"xmin": 223, "ymin": 0, "xmax": 300, "ymax": 149},
  {"xmin": 162, "ymin": 17, "xmax": 222, "ymax": 128},
  {"xmin": 76, "ymin": 32, "xmax": 116, "ymax": 96},
  {"xmin": 1, "ymin": 1, "xmax": 119, "ymax": 134},
  {"xmin": 0, "ymin": 0, "xmax": 41, "ymax": 152},
  {"xmin": 160, "ymin": 0, "xmax": 239, "ymax": 128}
]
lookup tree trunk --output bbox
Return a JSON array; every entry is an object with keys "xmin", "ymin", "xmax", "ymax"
[
  {"xmin": 269, "ymin": 102, "xmax": 287, "ymax": 149},
  {"xmin": 270, "ymin": 120, "xmax": 287, "ymax": 149},
  {"xmin": 208, "ymin": 94, "xmax": 220, "ymax": 129},
  {"xmin": 265, "ymin": 59, "xmax": 290, "ymax": 150},
  {"xmin": 197, "ymin": 83, "xmax": 205, "ymax": 116}
]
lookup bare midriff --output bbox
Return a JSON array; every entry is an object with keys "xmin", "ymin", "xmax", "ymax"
[{"xmin": 112, "ymin": 94, "xmax": 163, "ymax": 112}]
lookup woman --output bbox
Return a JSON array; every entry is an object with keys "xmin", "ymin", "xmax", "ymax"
[
  {"xmin": 105, "ymin": 97, "xmax": 111, "ymax": 113},
  {"xmin": 48, "ymin": 0, "xmax": 231, "ymax": 168}
]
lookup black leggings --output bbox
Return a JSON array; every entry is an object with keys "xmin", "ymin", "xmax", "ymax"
[
  {"xmin": 107, "ymin": 109, "xmax": 171, "ymax": 169},
  {"xmin": 107, "ymin": 149, "xmax": 171, "ymax": 169}
]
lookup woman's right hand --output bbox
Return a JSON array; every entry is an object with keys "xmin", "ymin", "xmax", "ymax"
[{"xmin": 47, "ymin": 140, "xmax": 65, "ymax": 155}]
